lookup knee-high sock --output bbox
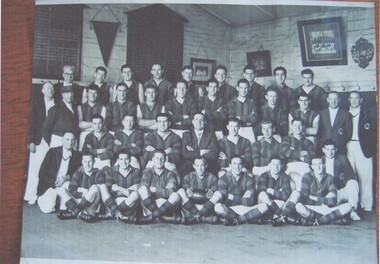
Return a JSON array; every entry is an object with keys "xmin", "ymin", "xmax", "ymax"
[
  {"xmin": 198, "ymin": 200, "xmax": 214, "ymax": 217},
  {"xmin": 239, "ymin": 208, "xmax": 262, "ymax": 223},
  {"xmin": 318, "ymin": 210, "xmax": 343, "ymax": 224},
  {"xmin": 65, "ymin": 198, "xmax": 81, "ymax": 216},
  {"xmin": 142, "ymin": 196, "xmax": 158, "ymax": 213},
  {"xmin": 78, "ymin": 198, "xmax": 91, "ymax": 212},
  {"xmin": 226, "ymin": 208, "xmax": 239, "ymax": 219},
  {"xmin": 154, "ymin": 201, "xmax": 175, "ymax": 217},
  {"xmin": 281, "ymin": 201, "xmax": 296, "ymax": 216},
  {"xmin": 183, "ymin": 200, "xmax": 198, "ymax": 215},
  {"xmin": 105, "ymin": 197, "xmax": 118, "ymax": 216}
]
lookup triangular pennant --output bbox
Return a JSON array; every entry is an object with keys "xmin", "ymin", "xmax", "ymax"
[{"xmin": 92, "ymin": 21, "xmax": 119, "ymax": 67}]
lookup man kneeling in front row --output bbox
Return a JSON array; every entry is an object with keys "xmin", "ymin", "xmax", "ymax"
[
  {"xmin": 56, "ymin": 152, "xmax": 104, "ymax": 222},
  {"xmin": 272, "ymin": 157, "xmax": 352, "ymax": 226},
  {"xmin": 98, "ymin": 149, "xmax": 141, "ymax": 223},
  {"xmin": 212, "ymin": 156, "xmax": 268, "ymax": 226},
  {"xmin": 137, "ymin": 150, "xmax": 181, "ymax": 224}
]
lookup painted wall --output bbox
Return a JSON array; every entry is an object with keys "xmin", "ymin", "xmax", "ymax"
[
  {"xmin": 80, "ymin": 4, "xmax": 230, "ymax": 85},
  {"xmin": 229, "ymin": 7, "xmax": 376, "ymax": 92}
]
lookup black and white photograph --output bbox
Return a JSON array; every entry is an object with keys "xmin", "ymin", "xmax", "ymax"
[{"xmin": 20, "ymin": 0, "xmax": 378, "ymax": 263}]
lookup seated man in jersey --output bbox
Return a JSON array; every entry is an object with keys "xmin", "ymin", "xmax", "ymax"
[
  {"xmin": 106, "ymin": 82, "xmax": 136, "ymax": 133},
  {"xmin": 180, "ymin": 112, "xmax": 219, "ymax": 176},
  {"xmin": 37, "ymin": 131, "xmax": 81, "ymax": 214},
  {"xmin": 257, "ymin": 156, "xmax": 291, "ymax": 224},
  {"xmin": 82, "ymin": 114, "xmax": 114, "ymax": 170},
  {"xmin": 227, "ymin": 78, "xmax": 258, "ymax": 144},
  {"xmin": 197, "ymin": 79, "xmax": 227, "ymax": 140},
  {"xmin": 322, "ymin": 139, "xmax": 360, "ymax": 220},
  {"xmin": 142, "ymin": 113, "xmax": 182, "ymax": 174},
  {"xmin": 174, "ymin": 156, "xmax": 218, "ymax": 225},
  {"xmin": 55, "ymin": 152, "xmax": 104, "ymax": 223},
  {"xmin": 289, "ymin": 92, "xmax": 320, "ymax": 146},
  {"xmin": 219, "ymin": 118, "xmax": 253, "ymax": 171},
  {"xmin": 272, "ymin": 157, "xmax": 352, "ymax": 226},
  {"xmin": 98, "ymin": 150, "xmax": 141, "ymax": 223},
  {"xmin": 165, "ymin": 79, "xmax": 197, "ymax": 138},
  {"xmin": 280, "ymin": 118, "xmax": 315, "ymax": 191},
  {"xmin": 137, "ymin": 150, "xmax": 180, "ymax": 224},
  {"xmin": 113, "ymin": 114, "xmax": 143, "ymax": 169},
  {"xmin": 258, "ymin": 87, "xmax": 288, "ymax": 139},
  {"xmin": 252, "ymin": 121, "xmax": 281, "ymax": 177},
  {"xmin": 136, "ymin": 85, "xmax": 165, "ymax": 134},
  {"xmin": 77, "ymin": 84, "xmax": 106, "ymax": 151},
  {"xmin": 212, "ymin": 156, "xmax": 268, "ymax": 226}
]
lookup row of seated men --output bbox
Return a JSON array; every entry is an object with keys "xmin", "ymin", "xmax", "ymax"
[
  {"xmin": 24, "ymin": 63, "xmax": 376, "ymax": 223},
  {"xmin": 36, "ymin": 130, "xmax": 357, "ymax": 226}
]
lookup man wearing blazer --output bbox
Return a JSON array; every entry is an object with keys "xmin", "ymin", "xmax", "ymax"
[
  {"xmin": 318, "ymin": 91, "xmax": 352, "ymax": 154},
  {"xmin": 347, "ymin": 91, "xmax": 376, "ymax": 212},
  {"xmin": 322, "ymin": 139, "xmax": 360, "ymax": 220},
  {"xmin": 37, "ymin": 131, "xmax": 82, "ymax": 214},
  {"xmin": 24, "ymin": 81, "xmax": 56, "ymax": 204}
]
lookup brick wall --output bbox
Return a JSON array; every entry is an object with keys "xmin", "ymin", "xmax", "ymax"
[{"xmin": 229, "ymin": 7, "xmax": 376, "ymax": 92}]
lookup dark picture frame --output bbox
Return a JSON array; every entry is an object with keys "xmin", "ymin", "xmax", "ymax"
[
  {"xmin": 246, "ymin": 50, "xmax": 272, "ymax": 77},
  {"xmin": 190, "ymin": 58, "xmax": 216, "ymax": 84},
  {"xmin": 297, "ymin": 16, "xmax": 347, "ymax": 66}
]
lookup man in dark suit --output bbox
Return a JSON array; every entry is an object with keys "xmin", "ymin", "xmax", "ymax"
[
  {"xmin": 42, "ymin": 85, "xmax": 80, "ymax": 148},
  {"xmin": 37, "ymin": 131, "xmax": 81, "ymax": 213},
  {"xmin": 322, "ymin": 139, "xmax": 360, "ymax": 220},
  {"xmin": 347, "ymin": 91, "xmax": 376, "ymax": 212},
  {"xmin": 54, "ymin": 65, "xmax": 84, "ymax": 106},
  {"xmin": 24, "ymin": 81, "xmax": 56, "ymax": 204},
  {"xmin": 318, "ymin": 91, "xmax": 352, "ymax": 154}
]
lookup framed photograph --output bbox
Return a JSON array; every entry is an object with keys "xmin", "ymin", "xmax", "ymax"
[
  {"xmin": 246, "ymin": 50, "xmax": 272, "ymax": 77},
  {"xmin": 297, "ymin": 16, "xmax": 347, "ymax": 66},
  {"xmin": 190, "ymin": 58, "xmax": 216, "ymax": 84}
]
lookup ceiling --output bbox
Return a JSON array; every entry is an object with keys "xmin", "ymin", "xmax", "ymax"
[{"xmin": 197, "ymin": 4, "xmax": 357, "ymax": 26}]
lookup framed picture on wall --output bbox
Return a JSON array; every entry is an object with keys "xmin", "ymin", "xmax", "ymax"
[
  {"xmin": 297, "ymin": 16, "xmax": 347, "ymax": 66},
  {"xmin": 246, "ymin": 50, "xmax": 272, "ymax": 77},
  {"xmin": 190, "ymin": 58, "xmax": 216, "ymax": 84}
]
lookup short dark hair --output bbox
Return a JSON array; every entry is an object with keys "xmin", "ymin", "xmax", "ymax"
[
  {"xmin": 298, "ymin": 92, "xmax": 310, "ymax": 100},
  {"xmin": 144, "ymin": 84, "xmax": 158, "ymax": 93},
  {"xmin": 243, "ymin": 64, "xmax": 256, "ymax": 72},
  {"xmin": 120, "ymin": 64, "xmax": 132, "ymax": 72},
  {"xmin": 82, "ymin": 151, "xmax": 95, "ymax": 161},
  {"xmin": 229, "ymin": 155, "xmax": 244, "ymax": 164},
  {"xmin": 301, "ymin": 69, "xmax": 314, "ymax": 77},
  {"xmin": 227, "ymin": 117, "xmax": 241, "ymax": 126},
  {"xmin": 311, "ymin": 156, "xmax": 324, "ymax": 164},
  {"xmin": 273, "ymin": 66, "xmax": 287, "ymax": 76},
  {"xmin": 269, "ymin": 155, "xmax": 283, "ymax": 163},
  {"xmin": 153, "ymin": 149, "xmax": 166, "ymax": 158},
  {"xmin": 193, "ymin": 112, "xmax": 205, "ymax": 120},
  {"xmin": 182, "ymin": 65, "xmax": 194, "ymax": 72},
  {"xmin": 237, "ymin": 78, "xmax": 249, "ymax": 86},
  {"xmin": 322, "ymin": 139, "xmax": 337, "ymax": 148},
  {"xmin": 176, "ymin": 79, "xmax": 188, "ymax": 89},
  {"xmin": 116, "ymin": 82, "xmax": 128, "ymax": 90},
  {"xmin": 206, "ymin": 78, "xmax": 219, "ymax": 87},
  {"xmin": 349, "ymin": 90, "xmax": 362, "ymax": 98},
  {"xmin": 291, "ymin": 117, "xmax": 304, "ymax": 125},
  {"xmin": 91, "ymin": 114, "xmax": 104, "ymax": 121},
  {"xmin": 86, "ymin": 83, "xmax": 100, "ymax": 93},
  {"xmin": 327, "ymin": 91, "xmax": 339, "ymax": 97},
  {"xmin": 261, "ymin": 120, "xmax": 273, "ymax": 126},
  {"xmin": 193, "ymin": 155, "xmax": 207, "ymax": 165},
  {"xmin": 265, "ymin": 86, "xmax": 278, "ymax": 95},
  {"xmin": 156, "ymin": 113, "xmax": 171, "ymax": 122},
  {"xmin": 96, "ymin": 66, "xmax": 107, "ymax": 74},
  {"xmin": 214, "ymin": 65, "xmax": 228, "ymax": 75},
  {"xmin": 118, "ymin": 149, "xmax": 131, "ymax": 159}
]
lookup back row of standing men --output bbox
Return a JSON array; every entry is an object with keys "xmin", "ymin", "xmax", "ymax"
[{"xmin": 25, "ymin": 63, "xmax": 376, "ymax": 221}]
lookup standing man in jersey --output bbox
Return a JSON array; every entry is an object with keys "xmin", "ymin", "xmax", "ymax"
[
  {"xmin": 266, "ymin": 66, "xmax": 294, "ymax": 114},
  {"xmin": 84, "ymin": 66, "xmax": 110, "ymax": 106},
  {"xmin": 292, "ymin": 69, "xmax": 328, "ymax": 112},
  {"xmin": 243, "ymin": 64, "xmax": 266, "ymax": 108},
  {"xmin": 143, "ymin": 64, "xmax": 173, "ymax": 105},
  {"xmin": 112, "ymin": 64, "xmax": 144, "ymax": 105},
  {"xmin": 347, "ymin": 91, "xmax": 376, "ymax": 213},
  {"xmin": 214, "ymin": 65, "xmax": 236, "ymax": 105}
]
